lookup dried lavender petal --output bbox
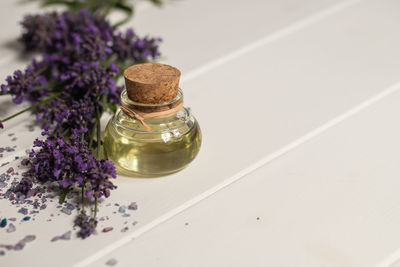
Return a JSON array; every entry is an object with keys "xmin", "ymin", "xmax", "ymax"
[
  {"xmin": 51, "ymin": 231, "xmax": 71, "ymax": 242},
  {"xmin": 106, "ymin": 258, "xmax": 118, "ymax": 266},
  {"xmin": 13, "ymin": 242, "xmax": 25, "ymax": 251},
  {"xmin": 22, "ymin": 235, "xmax": 36, "ymax": 243},
  {"xmin": 18, "ymin": 208, "xmax": 28, "ymax": 215},
  {"xmin": 6, "ymin": 223, "xmax": 16, "ymax": 233},
  {"xmin": 128, "ymin": 202, "xmax": 137, "ymax": 210},
  {"xmin": 61, "ymin": 207, "xmax": 72, "ymax": 215},
  {"xmin": 60, "ymin": 231, "xmax": 72, "ymax": 240},
  {"xmin": 102, "ymin": 227, "xmax": 113, "ymax": 233},
  {"xmin": 118, "ymin": 206, "xmax": 126, "ymax": 214},
  {"xmin": 0, "ymin": 218, "xmax": 7, "ymax": 228},
  {"xmin": 0, "ymin": 235, "xmax": 36, "ymax": 251}
]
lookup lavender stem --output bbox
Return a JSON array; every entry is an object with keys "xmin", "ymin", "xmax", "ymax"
[
  {"xmin": 96, "ymin": 108, "xmax": 101, "ymax": 158},
  {"xmin": 81, "ymin": 186, "xmax": 85, "ymax": 212},
  {"xmin": 1, "ymin": 92, "xmax": 60, "ymax": 123},
  {"xmin": 94, "ymin": 198, "xmax": 98, "ymax": 218}
]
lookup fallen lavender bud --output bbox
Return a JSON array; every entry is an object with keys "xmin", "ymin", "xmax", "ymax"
[{"xmin": 51, "ymin": 231, "xmax": 71, "ymax": 242}]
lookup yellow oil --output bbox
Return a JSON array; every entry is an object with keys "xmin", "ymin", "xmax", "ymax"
[{"xmin": 103, "ymin": 108, "xmax": 201, "ymax": 177}]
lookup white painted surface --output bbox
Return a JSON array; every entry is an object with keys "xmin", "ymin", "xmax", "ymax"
[
  {"xmin": 90, "ymin": 87, "xmax": 400, "ymax": 267},
  {"xmin": 1, "ymin": 0, "xmax": 400, "ymax": 266},
  {"xmin": 129, "ymin": 0, "xmax": 343, "ymax": 73}
]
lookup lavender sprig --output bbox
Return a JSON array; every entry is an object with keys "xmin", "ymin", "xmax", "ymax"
[
  {"xmin": 25, "ymin": 129, "xmax": 116, "ymax": 194},
  {"xmin": 75, "ymin": 212, "xmax": 97, "ymax": 239}
]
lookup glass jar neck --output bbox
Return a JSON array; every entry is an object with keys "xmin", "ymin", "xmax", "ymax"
[
  {"xmin": 118, "ymin": 88, "xmax": 184, "ymax": 132},
  {"xmin": 120, "ymin": 88, "xmax": 184, "ymax": 115}
]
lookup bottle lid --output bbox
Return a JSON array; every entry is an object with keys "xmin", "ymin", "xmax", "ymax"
[{"xmin": 124, "ymin": 63, "xmax": 181, "ymax": 104}]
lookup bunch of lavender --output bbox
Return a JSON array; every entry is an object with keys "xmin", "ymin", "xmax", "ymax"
[
  {"xmin": 0, "ymin": 5, "xmax": 162, "ymax": 238},
  {"xmin": 1, "ymin": 8, "xmax": 161, "ymax": 133}
]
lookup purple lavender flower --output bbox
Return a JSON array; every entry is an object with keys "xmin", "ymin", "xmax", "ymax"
[
  {"xmin": 0, "ymin": 121, "xmax": 3, "ymax": 129},
  {"xmin": 36, "ymin": 96, "xmax": 97, "ymax": 134},
  {"xmin": 21, "ymin": 9, "xmax": 114, "ymax": 62},
  {"xmin": 27, "ymin": 130, "xmax": 87, "ymax": 184},
  {"xmin": 1, "ymin": 60, "xmax": 48, "ymax": 104},
  {"xmin": 85, "ymin": 159, "xmax": 117, "ymax": 199},
  {"xmin": 20, "ymin": 9, "xmax": 161, "ymax": 65},
  {"xmin": 33, "ymin": 60, "xmax": 122, "ymax": 134},
  {"xmin": 20, "ymin": 12, "xmax": 59, "ymax": 51},
  {"xmin": 25, "ymin": 130, "xmax": 116, "ymax": 198},
  {"xmin": 60, "ymin": 61, "xmax": 120, "ymax": 102},
  {"xmin": 13, "ymin": 177, "xmax": 33, "ymax": 195},
  {"xmin": 113, "ymin": 29, "xmax": 162, "ymax": 62},
  {"xmin": 75, "ymin": 212, "xmax": 97, "ymax": 239}
]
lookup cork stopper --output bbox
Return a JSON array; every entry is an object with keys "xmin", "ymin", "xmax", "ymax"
[{"xmin": 124, "ymin": 63, "xmax": 181, "ymax": 104}]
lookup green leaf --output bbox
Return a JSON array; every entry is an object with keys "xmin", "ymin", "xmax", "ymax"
[
  {"xmin": 148, "ymin": 0, "xmax": 164, "ymax": 6},
  {"xmin": 41, "ymin": 0, "xmax": 78, "ymax": 9},
  {"xmin": 101, "ymin": 94, "xmax": 108, "ymax": 109},
  {"xmin": 59, "ymin": 186, "xmax": 71, "ymax": 204}
]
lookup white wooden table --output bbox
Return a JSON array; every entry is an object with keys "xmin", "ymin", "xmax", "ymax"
[{"xmin": 1, "ymin": 0, "xmax": 400, "ymax": 266}]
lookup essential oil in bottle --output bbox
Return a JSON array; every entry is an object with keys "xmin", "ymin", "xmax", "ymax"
[{"xmin": 103, "ymin": 63, "xmax": 202, "ymax": 177}]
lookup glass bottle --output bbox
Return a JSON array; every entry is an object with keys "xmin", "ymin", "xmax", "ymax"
[{"xmin": 103, "ymin": 88, "xmax": 202, "ymax": 177}]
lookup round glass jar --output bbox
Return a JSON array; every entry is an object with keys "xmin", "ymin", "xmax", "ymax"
[{"xmin": 103, "ymin": 89, "xmax": 201, "ymax": 177}]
